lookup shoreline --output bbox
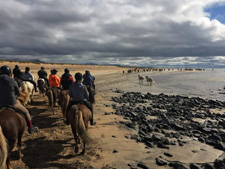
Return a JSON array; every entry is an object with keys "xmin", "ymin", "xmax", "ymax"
[{"xmin": 0, "ymin": 61, "xmax": 223, "ymax": 168}]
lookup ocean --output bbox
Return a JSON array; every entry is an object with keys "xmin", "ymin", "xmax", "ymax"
[{"xmin": 120, "ymin": 68, "xmax": 225, "ymax": 101}]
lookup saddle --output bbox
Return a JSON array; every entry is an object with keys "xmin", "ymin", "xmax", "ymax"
[
  {"xmin": 0, "ymin": 106, "xmax": 26, "ymax": 119},
  {"xmin": 0, "ymin": 105, "xmax": 15, "ymax": 112}
]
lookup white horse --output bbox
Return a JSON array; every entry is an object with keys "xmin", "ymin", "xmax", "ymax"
[
  {"xmin": 20, "ymin": 81, "xmax": 34, "ymax": 105},
  {"xmin": 138, "ymin": 75, "xmax": 144, "ymax": 84},
  {"xmin": 145, "ymin": 76, "xmax": 155, "ymax": 86}
]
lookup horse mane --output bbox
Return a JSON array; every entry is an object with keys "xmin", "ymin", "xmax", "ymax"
[
  {"xmin": 0, "ymin": 126, "xmax": 8, "ymax": 169},
  {"xmin": 18, "ymin": 83, "xmax": 30, "ymax": 105}
]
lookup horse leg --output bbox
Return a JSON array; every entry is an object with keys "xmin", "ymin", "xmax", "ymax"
[
  {"xmin": 81, "ymin": 142, "xmax": 86, "ymax": 155},
  {"xmin": 17, "ymin": 133, "xmax": 24, "ymax": 159},
  {"xmin": 71, "ymin": 126, "xmax": 79, "ymax": 154}
]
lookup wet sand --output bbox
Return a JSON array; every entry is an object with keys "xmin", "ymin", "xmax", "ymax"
[{"xmin": 0, "ymin": 61, "xmax": 224, "ymax": 169}]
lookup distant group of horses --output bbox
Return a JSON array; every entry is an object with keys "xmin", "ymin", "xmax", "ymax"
[
  {"xmin": 0, "ymin": 74, "xmax": 95, "ymax": 169},
  {"xmin": 138, "ymin": 75, "xmax": 155, "ymax": 86},
  {"xmin": 123, "ymin": 67, "xmax": 205, "ymax": 74}
]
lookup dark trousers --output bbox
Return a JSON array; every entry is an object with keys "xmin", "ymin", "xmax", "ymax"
[{"xmin": 26, "ymin": 80, "xmax": 38, "ymax": 91}]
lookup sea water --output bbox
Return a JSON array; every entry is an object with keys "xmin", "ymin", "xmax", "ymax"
[{"xmin": 124, "ymin": 68, "xmax": 225, "ymax": 101}]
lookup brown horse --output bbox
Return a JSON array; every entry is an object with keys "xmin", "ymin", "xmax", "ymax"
[
  {"xmin": 47, "ymin": 87, "xmax": 60, "ymax": 114},
  {"xmin": 85, "ymin": 85, "xmax": 95, "ymax": 104},
  {"xmin": 0, "ymin": 108, "xmax": 26, "ymax": 168},
  {"xmin": 0, "ymin": 126, "xmax": 7, "ymax": 169},
  {"xmin": 68, "ymin": 104, "xmax": 93, "ymax": 155},
  {"xmin": 58, "ymin": 90, "xmax": 70, "ymax": 122}
]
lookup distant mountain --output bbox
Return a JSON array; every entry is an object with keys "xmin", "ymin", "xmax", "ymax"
[{"xmin": 1, "ymin": 58, "xmax": 44, "ymax": 63}]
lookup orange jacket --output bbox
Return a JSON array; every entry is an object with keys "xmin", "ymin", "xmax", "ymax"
[{"xmin": 49, "ymin": 74, "xmax": 61, "ymax": 87}]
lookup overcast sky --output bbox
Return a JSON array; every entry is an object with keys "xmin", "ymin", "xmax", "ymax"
[{"xmin": 0, "ymin": 0, "xmax": 225, "ymax": 67}]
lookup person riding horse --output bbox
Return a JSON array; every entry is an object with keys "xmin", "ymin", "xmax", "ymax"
[
  {"xmin": 21, "ymin": 67, "xmax": 38, "ymax": 92},
  {"xmin": 38, "ymin": 66, "xmax": 49, "ymax": 87},
  {"xmin": 66, "ymin": 72, "xmax": 96, "ymax": 125},
  {"xmin": 60, "ymin": 68, "xmax": 74, "ymax": 90},
  {"xmin": 12, "ymin": 65, "xmax": 23, "ymax": 86},
  {"xmin": 0, "ymin": 65, "xmax": 39, "ymax": 134},
  {"xmin": 48, "ymin": 69, "xmax": 61, "ymax": 106},
  {"xmin": 83, "ymin": 70, "xmax": 95, "ymax": 90}
]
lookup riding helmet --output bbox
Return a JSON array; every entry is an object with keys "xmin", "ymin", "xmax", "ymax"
[
  {"xmin": 52, "ymin": 69, "xmax": 57, "ymax": 74},
  {"xmin": 25, "ymin": 67, "xmax": 30, "ymax": 71},
  {"xmin": 15, "ymin": 65, "xmax": 19, "ymax": 68},
  {"xmin": 0, "ymin": 65, "xmax": 11, "ymax": 75},
  {"xmin": 85, "ymin": 70, "xmax": 90, "ymax": 75},
  {"xmin": 41, "ymin": 67, "xmax": 44, "ymax": 70},
  {"xmin": 75, "ymin": 72, "xmax": 82, "ymax": 81},
  {"xmin": 64, "ymin": 68, "xmax": 69, "ymax": 73}
]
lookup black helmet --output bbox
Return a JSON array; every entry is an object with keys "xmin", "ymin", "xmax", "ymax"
[
  {"xmin": 25, "ymin": 67, "xmax": 30, "ymax": 71},
  {"xmin": 52, "ymin": 69, "xmax": 57, "ymax": 74},
  {"xmin": 85, "ymin": 70, "xmax": 90, "ymax": 75},
  {"xmin": 41, "ymin": 67, "xmax": 44, "ymax": 70},
  {"xmin": 0, "ymin": 65, "xmax": 11, "ymax": 75},
  {"xmin": 75, "ymin": 72, "xmax": 82, "ymax": 81},
  {"xmin": 15, "ymin": 65, "xmax": 19, "ymax": 68},
  {"xmin": 64, "ymin": 68, "xmax": 69, "ymax": 73}
]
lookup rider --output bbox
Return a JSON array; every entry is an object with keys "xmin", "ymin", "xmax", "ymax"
[
  {"xmin": 0, "ymin": 66, "xmax": 39, "ymax": 134},
  {"xmin": 12, "ymin": 65, "xmax": 22, "ymax": 79},
  {"xmin": 60, "ymin": 68, "xmax": 74, "ymax": 90},
  {"xmin": 83, "ymin": 70, "xmax": 95, "ymax": 90},
  {"xmin": 37, "ymin": 67, "xmax": 49, "ymax": 87},
  {"xmin": 21, "ymin": 67, "xmax": 38, "ymax": 92},
  {"xmin": 48, "ymin": 69, "xmax": 61, "ymax": 106},
  {"xmin": 66, "ymin": 72, "xmax": 96, "ymax": 125},
  {"xmin": 12, "ymin": 65, "xmax": 23, "ymax": 86}
]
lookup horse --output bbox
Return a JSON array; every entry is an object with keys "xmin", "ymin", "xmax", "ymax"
[
  {"xmin": 58, "ymin": 90, "xmax": 70, "ymax": 122},
  {"xmin": 138, "ymin": 74, "xmax": 144, "ymax": 84},
  {"xmin": 68, "ymin": 104, "xmax": 93, "ymax": 155},
  {"xmin": 37, "ymin": 78, "xmax": 48, "ymax": 97},
  {"xmin": 20, "ymin": 81, "xmax": 34, "ymax": 104},
  {"xmin": 47, "ymin": 87, "xmax": 60, "ymax": 114},
  {"xmin": 85, "ymin": 85, "xmax": 95, "ymax": 104},
  {"xmin": 0, "ymin": 126, "xmax": 7, "ymax": 169},
  {"xmin": 0, "ymin": 107, "xmax": 26, "ymax": 168},
  {"xmin": 145, "ymin": 76, "xmax": 155, "ymax": 86}
]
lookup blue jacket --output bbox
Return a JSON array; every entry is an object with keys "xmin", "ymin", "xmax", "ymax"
[{"xmin": 68, "ymin": 82, "xmax": 89, "ymax": 102}]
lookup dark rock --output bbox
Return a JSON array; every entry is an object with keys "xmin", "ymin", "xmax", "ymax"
[
  {"xmin": 157, "ymin": 142, "xmax": 169, "ymax": 149},
  {"xmin": 190, "ymin": 163, "xmax": 200, "ymax": 169},
  {"xmin": 173, "ymin": 162, "xmax": 188, "ymax": 169},
  {"xmin": 214, "ymin": 142, "xmax": 225, "ymax": 151},
  {"xmin": 213, "ymin": 159, "xmax": 225, "ymax": 168},
  {"xmin": 112, "ymin": 150, "xmax": 118, "ymax": 153},
  {"xmin": 127, "ymin": 163, "xmax": 137, "ymax": 169},
  {"xmin": 155, "ymin": 157, "xmax": 167, "ymax": 166},
  {"xmin": 203, "ymin": 163, "xmax": 215, "ymax": 169},
  {"xmin": 164, "ymin": 152, "xmax": 173, "ymax": 157},
  {"xmin": 137, "ymin": 161, "xmax": 149, "ymax": 169}
]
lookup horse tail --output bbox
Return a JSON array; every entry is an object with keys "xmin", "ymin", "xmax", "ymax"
[
  {"xmin": 87, "ymin": 86, "xmax": 95, "ymax": 104},
  {"xmin": 0, "ymin": 126, "xmax": 7, "ymax": 169},
  {"xmin": 47, "ymin": 89, "xmax": 54, "ymax": 107},
  {"xmin": 38, "ymin": 79, "xmax": 44, "ymax": 93},
  {"xmin": 76, "ymin": 108, "xmax": 92, "ymax": 144}
]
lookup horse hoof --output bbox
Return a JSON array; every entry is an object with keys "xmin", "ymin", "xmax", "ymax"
[{"xmin": 75, "ymin": 147, "xmax": 78, "ymax": 154}]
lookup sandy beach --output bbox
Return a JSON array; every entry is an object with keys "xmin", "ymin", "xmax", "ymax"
[{"xmin": 0, "ymin": 61, "xmax": 225, "ymax": 169}]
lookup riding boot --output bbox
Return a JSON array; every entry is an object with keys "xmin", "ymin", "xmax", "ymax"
[
  {"xmin": 28, "ymin": 125, "xmax": 39, "ymax": 134},
  {"xmin": 90, "ymin": 111, "xmax": 96, "ymax": 125}
]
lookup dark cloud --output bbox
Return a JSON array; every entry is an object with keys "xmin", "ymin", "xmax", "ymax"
[{"xmin": 0, "ymin": 0, "xmax": 225, "ymax": 67}]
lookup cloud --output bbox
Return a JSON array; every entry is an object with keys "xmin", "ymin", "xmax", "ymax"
[{"xmin": 0, "ymin": 0, "xmax": 225, "ymax": 67}]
